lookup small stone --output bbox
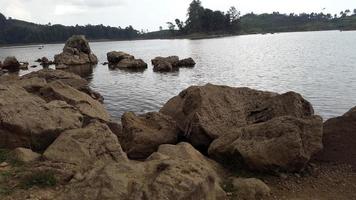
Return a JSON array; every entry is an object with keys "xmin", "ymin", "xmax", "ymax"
[{"xmin": 0, "ymin": 162, "xmax": 9, "ymax": 167}]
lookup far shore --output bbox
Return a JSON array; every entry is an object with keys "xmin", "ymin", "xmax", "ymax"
[{"xmin": 0, "ymin": 29, "xmax": 355, "ymax": 48}]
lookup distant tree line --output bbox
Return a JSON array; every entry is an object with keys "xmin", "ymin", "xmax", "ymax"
[
  {"xmin": 0, "ymin": 12, "xmax": 138, "ymax": 45},
  {"xmin": 1, "ymin": 1, "xmax": 356, "ymax": 45}
]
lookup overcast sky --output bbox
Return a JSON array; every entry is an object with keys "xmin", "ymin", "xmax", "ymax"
[{"xmin": 0, "ymin": 0, "xmax": 355, "ymax": 31}]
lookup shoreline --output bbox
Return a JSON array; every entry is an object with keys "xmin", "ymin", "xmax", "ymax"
[{"xmin": 1, "ymin": 29, "xmax": 355, "ymax": 48}]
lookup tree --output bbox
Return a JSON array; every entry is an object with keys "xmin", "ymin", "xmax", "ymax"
[
  {"xmin": 175, "ymin": 19, "xmax": 184, "ymax": 30},
  {"xmin": 345, "ymin": 9, "xmax": 351, "ymax": 16},
  {"xmin": 167, "ymin": 22, "xmax": 176, "ymax": 30},
  {"xmin": 159, "ymin": 26, "xmax": 163, "ymax": 31},
  {"xmin": 227, "ymin": 6, "xmax": 240, "ymax": 22},
  {"xmin": 354, "ymin": 9, "xmax": 356, "ymax": 15},
  {"xmin": 186, "ymin": 0, "xmax": 204, "ymax": 32}
]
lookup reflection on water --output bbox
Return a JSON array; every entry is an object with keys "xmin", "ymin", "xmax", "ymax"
[
  {"xmin": 1, "ymin": 30, "xmax": 356, "ymax": 120},
  {"xmin": 58, "ymin": 64, "xmax": 95, "ymax": 82}
]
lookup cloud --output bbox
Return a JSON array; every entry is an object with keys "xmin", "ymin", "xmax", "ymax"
[{"xmin": 53, "ymin": 0, "xmax": 126, "ymax": 8}]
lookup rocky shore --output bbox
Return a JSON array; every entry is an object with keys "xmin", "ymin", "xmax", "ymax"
[{"xmin": 0, "ymin": 36, "xmax": 355, "ymax": 200}]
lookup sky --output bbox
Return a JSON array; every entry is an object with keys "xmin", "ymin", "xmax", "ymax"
[{"xmin": 0, "ymin": 0, "xmax": 355, "ymax": 31}]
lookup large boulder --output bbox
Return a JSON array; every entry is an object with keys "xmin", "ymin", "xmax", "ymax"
[
  {"xmin": 54, "ymin": 35, "xmax": 98, "ymax": 65},
  {"xmin": 39, "ymin": 81, "xmax": 110, "ymax": 122},
  {"xmin": 208, "ymin": 116, "xmax": 323, "ymax": 172},
  {"xmin": 55, "ymin": 142, "xmax": 227, "ymax": 200},
  {"xmin": 107, "ymin": 51, "xmax": 147, "ymax": 70},
  {"xmin": 44, "ymin": 121, "xmax": 128, "ymax": 171},
  {"xmin": 315, "ymin": 106, "xmax": 356, "ymax": 169},
  {"xmin": 0, "ymin": 84, "xmax": 83, "ymax": 150},
  {"xmin": 120, "ymin": 112, "xmax": 180, "ymax": 159},
  {"xmin": 160, "ymin": 84, "xmax": 315, "ymax": 149},
  {"xmin": 2, "ymin": 56, "xmax": 20, "ymax": 71}
]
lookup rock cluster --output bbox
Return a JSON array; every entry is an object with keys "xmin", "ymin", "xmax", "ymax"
[
  {"xmin": 152, "ymin": 56, "xmax": 196, "ymax": 72},
  {"xmin": 160, "ymin": 84, "xmax": 323, "ymax": 172},
  {"xmin": 54, "ymin": 35, "xmax": 98, "ymax": 66},
  {"xmin": 0, "ymin": 68, "xmax": 332, "ymax": 199},
  {"xmin": 107, "ymin": 51, "xmax": 148, "ymax": 70},
  {"xmin": 36, "ymin": 57, "xmax": 54, "ymax": 66}
]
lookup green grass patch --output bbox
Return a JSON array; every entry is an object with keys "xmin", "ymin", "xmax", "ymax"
[
  {"xmin": 20, "ymin": 170, "xmax": 57, "ymax": 189},
  {"xmin": 0, "ymin": 149, "xmax": 24, "ymax": 167}
]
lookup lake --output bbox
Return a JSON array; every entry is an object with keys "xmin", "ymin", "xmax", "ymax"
[{"xmin": 1, "ymin": 30, "xmax": 356, "ymax": 120}]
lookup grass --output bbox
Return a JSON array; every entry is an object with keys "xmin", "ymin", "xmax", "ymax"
[
  {"xmin": 20, "ymin": 170, "xmax": 57, "ymax": 189},
  {"xmin": 0, "ymin": 149, "xmax": 24, "ymax": 167}
]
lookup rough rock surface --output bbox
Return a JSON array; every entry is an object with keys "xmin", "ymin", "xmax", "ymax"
[
  {"xmin": 160, "ymin": 84, "xmax": 315, "ymax": 149},
  {"xmin": 39, "ymin": 80, "xmax": 110, "ymax": 122},
  {"xmin": 55, "ymin": 142, "xmax": 227, "ymax": 200},
  {"xmin": 315, "ymin": 106, "xmax": 356, "ymax": 169},
  {"xmin": 3, "ymin": 56, "xmax": 20, "ymax": 71},
  {"xmin": 231, "ymin": 178, "xmax": 270, "ymax": 200},
  {"xmin": 22, "ymin": 69, "xmax": 103, "ymax": 102},
  {"xmin": 107, "ymin": 51, "xmax": 134, "ymax": 63},
  {"xmin": 44, "ymin": 121, "xmax": 128, "ymax": 171},
  {"xmin": 153, "ymin": 61, "xmax": 173, "ymax": 72},
  {"xmin": 152, "ymin": 56, "xmax": 180, "ymax": 67},
  {"xmin": 0, "ymin": 84, "xmax": 83, "ymax": 150},
  {"xmin": 12, "ymin": 147, "xmax": 41, "ymax": 163},
  {"xmin": 177, "ymin": 57, "xmax": 196, "ymax": 67},
  {"xmin": 107, "ymin": 51, "xmax": 147, "ymax": 70},
  {"xmin": 120, "ymin": 112, "xmax": 180, "ymax": 159},
  {"xmin": 208, "ymin": 116, "xmax": 323, "ymax": 172},
  {"xmin": 54, "ymin": 35, "xmax": 98, "ymax": 65}
]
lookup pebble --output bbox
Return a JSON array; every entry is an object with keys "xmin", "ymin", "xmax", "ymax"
[{"xmin": 0, "ymin": 162, "xmax": 9, "ymax": 167}]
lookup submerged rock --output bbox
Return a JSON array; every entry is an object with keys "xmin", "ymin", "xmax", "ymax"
[
  {"xmin": 120, "ymin": 112, "xmax": 180, "ymax": 159},
  {"xmin": 3, "ymin": 56, "xmax": 20, "ymax": 71},
  {"xmin": 152, "ymin": 56, "xmax": 180, "ymax": 68},
  {"xmin": 55, "ymin": 142, "xmax": 226, "ymax": 200},
  {"xmin": 54, "ymin": 35, "xmax": 98, "ymax": 65},
  {"xmin": 315, "ymin": 106, "xmax": 356, "ymax": 168},
  {"xmin": 19, "ymin": 62, "xmax": 29, "ymax": 70},
  {"xmin": 153, "ymin": 61, "xmax": 173, "ymax": 72},
  {"xmin": 107, "ymin": 51, "xmax": 147, "ymax": 70}
]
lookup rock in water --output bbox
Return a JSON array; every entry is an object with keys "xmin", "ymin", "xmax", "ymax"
[
  {"xmin": 208, "ymin": 116, "xmax": 323, "ymax": 172},
  {"xmin": 55, "ymin": 143, "xmax": 227, "ymax": 200},
  {"xmin": 120, "ymin": 112, "xmax": 180, "ymax": 159},
  {"xmin": 151, "ymin": 56, "xmax": 180, "ymax": 67},
  {"xmin": 54, "ymin": 35, "xmax": 98, "ymax": 65},
  {"xmin": 177, "ymin": 57, "xmax": 196, "ymax": 67},
  {"xmin": 2, "ymin": 56, "xmax": 20, "ymax": 71},
  {"xmin": 0, "ymin": 85, "xmax": 83, "ymax": 150},
  {"xmin": 315, "ymin": 106, "xmax": 356, "ymax": 169},
  {"xmin": 107, "ymin": 51, "xmax": 135, "ymax": 63},
  {"xmin": 153, "ymin": 61, "xmax": 173, "ymax": 72},
  {"xmin": 107, "ymin": 51, "xmax": 147, "ymax": 70}
]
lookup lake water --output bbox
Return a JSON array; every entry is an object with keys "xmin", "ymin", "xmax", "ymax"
[{"xmin": 1, "ymin": 30, "xmax": 356, "ymax": 120}]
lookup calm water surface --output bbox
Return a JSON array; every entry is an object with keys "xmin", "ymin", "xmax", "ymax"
[{"xmin": 1, "ymin": 30, "xmax": 356, "ymax": 120}]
